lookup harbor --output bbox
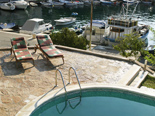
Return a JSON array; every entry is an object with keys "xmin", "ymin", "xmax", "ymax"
[
  {"xmin": 0, "ymin": 1, "xmax": 155, "ymax": 46},
  {"xmin": 1, "ymin": 1, "xmax": 155, "ymax": 116}
]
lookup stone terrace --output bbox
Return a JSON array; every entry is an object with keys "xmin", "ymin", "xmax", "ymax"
[{"xmin": 0, "ymin": 49, "xmax": 132, "ymax": 116}]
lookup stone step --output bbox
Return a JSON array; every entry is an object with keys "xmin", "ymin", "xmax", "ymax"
[
  {"xmin": 129, "ymin": 70, "xmax": 143, "ymax": 87},
  {"xmin": 118, "ymin": 64, "xmax": 141, "ymax": 85},
  {"xmin": 135, "ymin": 71, "xmax": 148, "ymax": 88}
]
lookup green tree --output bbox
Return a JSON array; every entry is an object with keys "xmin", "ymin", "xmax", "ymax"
[
  {"xmin": 50, "ymin": 28, "xmax": 89, "ymax": 50},
  {"xmin": 114, "ymin": 32, "xmax": 145, "ymax": 60},
  {"xmin": 144, "ymin": 27, "xmax": 155, "ymax": 66}
]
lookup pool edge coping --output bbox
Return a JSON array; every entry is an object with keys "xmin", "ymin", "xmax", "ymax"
[{"xmin": 15, "ymin": 84, "xmax": 155, "ymax": 116}]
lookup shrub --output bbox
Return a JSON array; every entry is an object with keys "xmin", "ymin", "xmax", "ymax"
[{"xmin": 50, "ymin": 28, "xmax": 89, "ymax": 50}]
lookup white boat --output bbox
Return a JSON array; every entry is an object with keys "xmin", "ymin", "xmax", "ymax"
[
  {"xmin": 100, "ymin": 0, "xmax": 119, "ymax": 5},
  {"xmin": 54, "ymin": 17, "xmax": 76, "ymax": 25},
  {"xmin": 74, "ymin": 1, "xmax": 84, "ymax": 5},
  {"xmin": 59, "ymin": 0, "xmax": 77, "ymax": 6},
  {"xmin": 41, "ymin": 0, "xmax": 64, "ymax": 7},
  {"xmin": 141, "ymin": 0, "xmax": 153, "ymax": 5},
  {"xmin": 84, "ymin": 0, "xmax": 91, "ymax": 5},
  {"xmin": 0, "ymin": 2, "xmax": 15, "ymax": 11},
  {"xmin": 20, "ymin": 18, "xmax": 53, "ymax": 34},
  {"xmin": 29, "ymin": 2, "xmax": 38, "ymax": 7},
  {"xmin": 82, "ymin": 20, "xmax": 107, "ymax": 44},
  {"xmin": 40, "ymin": 0, "xmax": 53, "ymax": 7},
  {"xmin": 103, "ymin": 2, "xmax": 149, "ymax": 47},
  {"xmin": 52, "ymin": 1, "xmax": 64, "ymax": 6},
  {"xmin": 123, "ymin": 0, "xmax": 136, "ymax": 4},
  {"xmin": 10, "ymin": 0, "xmax": 28, "ymax": 9},
  {"xmin": 93, "ymin": 0, "xmax": 100, "ymax": 5}
]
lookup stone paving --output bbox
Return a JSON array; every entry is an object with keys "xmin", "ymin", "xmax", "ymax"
[{"xmin": 0, "ymin": 49, "xmax": 133, "ymax": 116}]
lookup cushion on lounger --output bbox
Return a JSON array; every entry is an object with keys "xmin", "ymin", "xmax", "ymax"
[
  {"xmin": 11, "ymin": 37, "xmax": 26, "ymax": 49},
  {"xmin": 14, "ymin": 48, "xmax": 33, "ymax": 60},
  {"xmin": 37, "ymin": 35, "xmax": 53, "ymax": 47},
  {"xmin": 41, "ymin": 46, "xmax": 63, "ymax": 58}
]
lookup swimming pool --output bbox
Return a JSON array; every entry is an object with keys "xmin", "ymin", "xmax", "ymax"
[{"xmin": 30, "ymin": 87, "xmax": 155, "ymax": 116}]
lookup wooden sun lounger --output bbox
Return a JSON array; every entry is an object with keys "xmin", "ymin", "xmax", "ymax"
[
  {"xmin": 35, "ymin": 35, "xmax": 64, "ymax": 64},
  {"xmin": 11, "ymin": 37, "xmax": 34, "ymax": 67}
]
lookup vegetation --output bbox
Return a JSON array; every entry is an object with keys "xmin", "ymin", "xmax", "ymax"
[
  {"xmin": 141, "ymin": 75, "xmax": 155, "ymax": 89},
  {"xmin": 144, "ymin": 27, "xmax": 155, "ymax": 66},
  {"xmin": 50, "ymin": 28, "xmax": 89, "ymax": 50},
  {"xmin": 113, "ymin": 29, "xmax": 155, "ymax": 66},
  {"xmin": 113, "ymin": 32, "xmax": 145, "ymax": 60}
]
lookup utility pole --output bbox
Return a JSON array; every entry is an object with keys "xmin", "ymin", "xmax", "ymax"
[{"xmin": 89, "ymin": 0, "xmax": 93, "ymax": 51}]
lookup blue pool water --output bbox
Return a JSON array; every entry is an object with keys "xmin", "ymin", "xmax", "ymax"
[{"xmin": 31, "ymin": 88, "xmax": 155, "ymax": 116}]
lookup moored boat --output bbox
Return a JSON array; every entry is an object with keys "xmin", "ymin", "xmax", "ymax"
[
  {"xmin": 54, "ymin": 17, "xmax": 76, "ymax": 25},
  {"xmin": 59, "ymin": 0, "xmax": 78, "ymax": 6},
  {"xmin": 10, "ymin": 0, "xmax": 28, "ymax": 9},
  {"xmin": 103, "ymin": 3, "xmax": 149, "ymax": 47},
  {"xmin": 100, "ymin": 0, "xmax": 119, "ymax": 5},
  {"xmin": 40, "ymin": 0, "xmax": 53, "ymax": 7},
  {"xmin": 0, "ymin": 22, "xmax": 19, "ymax": 30},
  {"xmin": 0, "ymin": 2, "xmax": 15, "ymax": 11},
  {"xmin": 123, "ymin": 0, "xmax": 136, "ymax": 4},
  {"xmin": 20, "ymin": 18, "xmax": 53, "ymax": 34},
  {"xmin": 52, "ymin": 1, "xmax": 64, "ymax": 6},
  {"xmin": 82, "ymin": 20, "xmax": 108, "ymax": 44}
]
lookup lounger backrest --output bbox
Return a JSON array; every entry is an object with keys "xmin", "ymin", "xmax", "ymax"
[
  {"xmin": 11, "ymin": 37, "xmax": 26, "ymax": 49},
  {"xmin": 36, "ymin": 35, "xmax": 53, "ymax": 47}
]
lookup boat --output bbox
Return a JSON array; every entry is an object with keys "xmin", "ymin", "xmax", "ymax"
[
  {"xmin": 71, "ymin": 12, "xmax": 78, "ymax": 16},
  {"xmin": 52, "ymin": 1, "xmax": 64, "ymax": 6},
  {"xmin": 75, "ymin": 1, "xmax": 84, "ymax": 5},
  {"xmin": 93, "ymin": 0, "xmax": 101, "ymax": 5},
  {"xmin": 0, "ymin": 22, "xmax": 19, "ymax": 30},
  {"xmin": 20, "ymin": 18, "xmax": 53, "ymax": 34},
  {"xmin": 84, "ymin": 0, "xmax": 91, "ymax": 5},
  {"xmin": 141, "ymin": 0, "xmax": 153, "ymax": 5},
  {"xmin": 59, "ymin": 0, "xmax": 77, "ymax": 6},
  {"xmin": 0, "ymin": 2, "xmax": 15, "ymax": 11},
  {"xmin": 40, "ymin": 0, "xmax": 53, "ymax": 7},
  {"xmin": 54, "ymin": 17, "xmax": 76, "ymax": 25},
  {"xmin": 103, "ymin": 2, "xmax": 149, "ymax": 47},
  {"xmin": 83, "ymin": 0, "xmax": 100, "ymax": 5},
  {"xmin": 123, "ymin": 0, "xmax": 136, "ymax": 4},
  {"xmin": 10, "ymin": 0, "xmax": 28, "ymax": 9},
  {"xmin": 82, "ymin": 20, "xmax": 108, "ymax": 44},
  {"xmin": 29, "ymin": 2, "xmax": 38, "ymax": 7},
  {"xmin": 100, "ymin": 0, "xmax": 120, "ymax": 5}
]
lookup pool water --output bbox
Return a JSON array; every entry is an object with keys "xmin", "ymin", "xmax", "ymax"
[{"xmin": 31, "ymin": 89, "xmax": 155, "ymax": 116}]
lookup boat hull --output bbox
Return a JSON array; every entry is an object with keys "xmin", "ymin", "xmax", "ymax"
[
  {"xmin": 100, "ymin": 0, "xmax": 119, "ymax": 5},
  {"xmin": 0, "ymin": 3, "xmax": 15, "ymax": 11},
  {"xmin": 104, "ymin": 31, "xmax": 149, "ymax": 47},
  {"xmin": 10, "ymin": 1, "xmax": 28, "ymax": 9},
  {"xmin": 55, "ymin": 17, "xmax": 76, "ymax": 25}
]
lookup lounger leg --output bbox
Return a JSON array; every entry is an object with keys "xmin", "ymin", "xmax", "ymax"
[
  {"xmin": 32, "ymin": 60, "xmax": 35, "ymax": 66},
  {"xmin": 62, "ymin": 57, "xmax": 64, "ymax": 64},
  {"xmin": 34, "ymin": 47, "xmax": 37, "ymax": 53},
  {"xmin": 11, "ymin": 48, "xmax": 12, "ymax": 55}
]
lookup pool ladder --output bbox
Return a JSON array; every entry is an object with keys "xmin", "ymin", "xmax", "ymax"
[{"xmin": 55, "ymin": 67, "xmax": 82, "ymax": 113}]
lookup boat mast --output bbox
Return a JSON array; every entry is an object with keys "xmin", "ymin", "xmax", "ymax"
[
  {"xmin": 131, "ymin": 1, "xmax": 140, "ymax": 19},
  {"xmin": 126, "ymin": 0, "xmax": 129, "ymax": 19}
]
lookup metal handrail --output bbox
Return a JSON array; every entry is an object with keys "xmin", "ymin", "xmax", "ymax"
[
  {"xmin": 68, "ymin": 67, "xmax": 81, "ymax": 91},
  {"xmin": 55, "ymin": 69, "xmax": 67, "ymax": 96}
]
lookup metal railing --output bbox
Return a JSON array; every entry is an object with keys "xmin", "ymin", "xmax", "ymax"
[
  {"xmin": 68, "ymin": 67, "xmax": 81, "ymax": 92},
  {"xmin": 55, "ymin": 67, "xmax": 82, "ymax": 112},
  {"xmin": 55, "ymin": 69, "xmax": 67, "ymax": 97}
]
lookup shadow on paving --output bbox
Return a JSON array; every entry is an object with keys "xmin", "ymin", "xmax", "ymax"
[{"xmin": 0, "ymin": 53, "xmax": 63, "ymax": 76}]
